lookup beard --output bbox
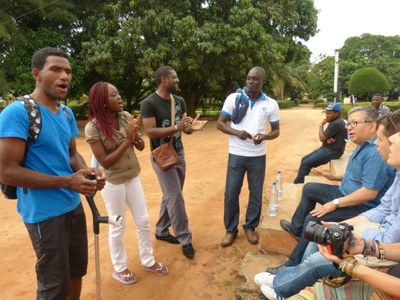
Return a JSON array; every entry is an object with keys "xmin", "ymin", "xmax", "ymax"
[{"xmin": 167, "ymin": 83, "xmax": 179, "ymax": 93}]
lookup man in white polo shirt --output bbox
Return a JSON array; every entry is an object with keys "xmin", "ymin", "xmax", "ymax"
[{"xmin": 217, "ymin": 66, "xmax": 280, "ymax": 247}]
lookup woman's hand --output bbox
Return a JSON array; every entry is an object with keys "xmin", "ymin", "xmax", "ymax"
[
  {"xmin": 132, "ymin": 115, "xmax": 141, "ymax": 139},
  {"xmin": 318, "ymin": 244, "xmax": 344, "ymax": 265}
]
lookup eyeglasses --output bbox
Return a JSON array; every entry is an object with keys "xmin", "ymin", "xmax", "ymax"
[
  {"xmin": 345, "ymin": 120, "xmax": 373, "ymax": 129},
  {"xmin": 388, "ymin": 113, "xmax": 399, "ymax": 132}
]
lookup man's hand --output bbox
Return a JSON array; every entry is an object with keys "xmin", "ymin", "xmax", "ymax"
[
  {"xmin": 253, "ymin": 134, "xmax": 265, "ymax": 145},
  {"xmin": 310, "ymin": 201, "xmax": 336, "ymax": 218},
  {"xmin": 313, "ymin": 168, "xmax": 338, "ymax": 181},
  {"xmin": 69, "ymin": 169, "xmax": 98, "ymax": 197},
  {"xmin": 191, "ymin": 114, "xmax": 208, "ymax": 131},
  {"xmin": 177, "ymin": 113, "xmax": 193, "ymax": 130},
  {"xmin": 321, "ymin": 118, "xmax": 328, "ymax": 126},
  {"xmin": 326, "ymin": 138, "xmax": 336, "ymax": 144},
  {"xmin": 236, "ymin": 130, "xmax": 252, "ymax": 140}
]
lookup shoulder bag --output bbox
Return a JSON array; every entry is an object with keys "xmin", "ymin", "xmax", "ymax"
[{"xmin": 152, "ymin": 94, "xmax": 178, "ymax": 171}]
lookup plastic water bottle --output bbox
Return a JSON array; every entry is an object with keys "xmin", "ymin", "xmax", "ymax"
[
  {"xmin": 276, "ymin": 171, "xmax": 283, "ymax": 201},
  {"xmin": 269, "ymin": 182, "xmax": 279, "ymax": 217}
]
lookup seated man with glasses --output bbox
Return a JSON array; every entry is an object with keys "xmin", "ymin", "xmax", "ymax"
[
  {"xmin": 256, "ymin": 109, "xmax": 400, "ymax": 300},
  {"xmin": 268, "ymin": 106, "xmax": 396, "ymax": 274}
]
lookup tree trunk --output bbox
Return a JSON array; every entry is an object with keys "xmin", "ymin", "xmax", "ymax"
[{"xmin": 181, "ymin": 90, "xmax": 198, "ymax": 117}]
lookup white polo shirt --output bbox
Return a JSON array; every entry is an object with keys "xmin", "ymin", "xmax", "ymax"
[{"xmin": 221, "ymin": 91, "xmax": 279, "ymax": 157}]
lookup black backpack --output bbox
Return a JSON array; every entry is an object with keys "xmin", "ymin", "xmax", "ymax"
[{"xmin": 0, "ymin": 95, "xmax": 70, "ymax": 199}]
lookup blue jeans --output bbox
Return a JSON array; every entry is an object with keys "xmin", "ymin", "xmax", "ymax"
[
  {"xmin": 273, "ymin": 243, "xmax": 340, "ymax": 298},
  {"xmin": 224, "ymin": 153, "xmax": 266, "ymax": 234},
  {"xmin": 286, "ymin": 182, "xmax": 368, "ymax": 266},
  {"xmin": 294, "ymin": 147, "xmax": 342, "ymax": 184}
]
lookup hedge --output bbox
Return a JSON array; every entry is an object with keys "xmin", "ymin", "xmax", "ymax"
[
  {"xmin": 277, "ymin": 100, "xmax": 295, "ymax": 109},
  {"xmin": 315, "ymin": 101, "xmax": 400, "ymax": 119}
]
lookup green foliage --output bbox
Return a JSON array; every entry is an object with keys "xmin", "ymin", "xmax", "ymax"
[
  {"xmin": 386, "ymin": 102, "xmax": 400, "ymax": 112},
  {"xmin": 306, "ymin": 56, "xmax": 335, "ymax": 100},
  {"xmin": 315, "ymin": 101, "xmax": 400, "ymax": 120},
  {"xmin": 309, "ymin": 34, "xmax": 400, "ymax": 101},
  {"xmin": 348, "ymin": 67, "xmax": 391, "ymax": 98},
  {"xmin": 277, "ymin": 100, "xmax": 295, "ymax": 109},
  {"xmin": 339, "ymin": 34, "xmax": 400, "ymax": 98},
  {"xmin": 67, "ymin": 94, "xmax": 89, "ymax": 120},
  {"xmin": 1, "ymin": 0, "xmax": 317, "ymax": 114},
  {"xmin": 313, "ymin": 99, "xmax": 325, "ymax": 107}
]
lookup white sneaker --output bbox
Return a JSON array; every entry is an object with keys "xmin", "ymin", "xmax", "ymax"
[
  {"xmin": 254, "ymin": 272, "xmax": 275, "ymax": 287},
  {"xmin": 261, "ymin": 285, "xmax": 278, "ymax": 300}
]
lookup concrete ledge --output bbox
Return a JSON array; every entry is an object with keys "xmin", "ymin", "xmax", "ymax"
[
  {"xmin": 330, "ymin": 152, "xmax": 350, "ymax": 176},
  {"xmin": 304, "ymin": 175, "xmax": 339, "ymax": 185},
  {"xmin": 259, "ymin": 183, "xmax": 303, "ymax": 256}
]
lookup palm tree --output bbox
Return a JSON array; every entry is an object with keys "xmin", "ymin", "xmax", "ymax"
[{"xmin": 272, "ymin": 62, "xmax": 308, "ymax": 100}]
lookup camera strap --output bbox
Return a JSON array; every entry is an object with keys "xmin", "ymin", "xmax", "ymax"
[{"xmin": 322, "ymin": 272, "xmax": 352, "ymax": 287}]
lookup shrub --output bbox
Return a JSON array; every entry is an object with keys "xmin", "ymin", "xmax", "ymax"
[
  {"xmin": 349, "ymin": 67, "xmax": 391, "ymax": 97},
  {"xmin": 313, "ymin": 99, "xmax": 325, "ymax": 107},
  {"xmin": 277, "ymin": 100, "xmax": 295, "ymax": 109},
  {"xmin": 315, "ymin": 101, "xmax": 400, "ymax": 120},
  {"xmin": 67, "ymin": 94, "xmax": 89, "ymax": 120}
]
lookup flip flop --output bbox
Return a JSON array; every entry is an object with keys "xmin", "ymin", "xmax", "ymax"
[
  {"xmin": 143, "ymin": 262, "xmax": 169, "ymax": 276},
  {"xmin": 112, "ymin": 271, "xmax": 138, "ymax": 285}
]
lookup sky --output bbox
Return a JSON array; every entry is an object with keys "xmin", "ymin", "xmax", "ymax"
[{"xmin": 305, "ymin": 0, "xmax": 399, "ymax": 62}]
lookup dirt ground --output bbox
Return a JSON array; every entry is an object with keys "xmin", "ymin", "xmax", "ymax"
[{"xmin": 0, "ymin": 107, "xmax": 329, "ymax": 300}]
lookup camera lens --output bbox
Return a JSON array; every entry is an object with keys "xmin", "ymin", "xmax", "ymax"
[{"xmin": 304, "ymin": 221, "xmax": 329, "ymax": 245}]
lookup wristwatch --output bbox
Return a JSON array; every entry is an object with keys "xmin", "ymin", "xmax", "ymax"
[{"xmin": 333, "ymin": 198, "xmax": 340, "ymax": 208}]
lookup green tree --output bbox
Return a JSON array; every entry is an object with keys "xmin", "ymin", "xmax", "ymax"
[
  {"xmin": 339, "ymin": 34, "xmax": 400, "ymax": 99},
  {"xmin": 348, "ymin": 67, "xmax": 391, "ymax": 100},
  {"xmin": 0, "ymin": 0, "xmax": 79, "ymax": 97},
  {"xmin": 306, "ymin": 56, "xmax": 336, "ymax": 100},
  {"xmin": 82, "ymin": 0, "xmax": 317, "ymax": 114}
]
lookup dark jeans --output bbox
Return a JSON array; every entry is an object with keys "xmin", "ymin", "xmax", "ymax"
[
  {"xmin": 294, "ymin": 147, "xmax": 342, "ymax": 184},
  {"xmin": 224, "ymin": 153, "xmax": 266, "ymax": 234},
  {"xmin": 286, "ymin": 182, "xmax": 368, "ymax": 266}
]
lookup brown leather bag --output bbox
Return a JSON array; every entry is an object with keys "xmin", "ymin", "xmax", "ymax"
[
  {"xmin": 152, "ymin": 142, "xmax": 178, "ymax": 170},
  {"xmin": 152, "ymin": 94, "xmax": 178, "ymax": 171}
]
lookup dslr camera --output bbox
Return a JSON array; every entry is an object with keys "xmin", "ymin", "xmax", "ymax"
[{"xmin": 304, "ymin": 221, "xmax": 354, "ymax": 258}]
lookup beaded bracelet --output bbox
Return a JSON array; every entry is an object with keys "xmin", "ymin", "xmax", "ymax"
[
  {"xmin": 375, "ymin": 240, "xmax": 384, "ymax": 260},
  {"xmin": 362, "ymin": 239, "xmax": 376, "ymax": 259}
]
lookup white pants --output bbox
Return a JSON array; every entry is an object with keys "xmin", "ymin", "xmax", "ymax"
[{"xmin": 101, "ymin": 176, "xmax": 155, "ymax": 272}]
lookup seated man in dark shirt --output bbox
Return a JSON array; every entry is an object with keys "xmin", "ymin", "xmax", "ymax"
[{"xmin": 294, "ymin": 102, "xmax": 347, "ymax": 184}]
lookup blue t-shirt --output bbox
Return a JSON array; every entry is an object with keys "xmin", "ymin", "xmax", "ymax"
[
  {"xmin": 0, "ymin": 100, "xmax": 81, "ymax": 223},
  {"xmin": 339, "ymin": 138, "xmax": 396, "ymax": 210}
]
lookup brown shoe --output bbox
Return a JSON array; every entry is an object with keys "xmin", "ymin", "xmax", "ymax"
[
  {"xmin": 221, "ymin": 233, "xmax": 237, "ymax": 247},
  {"xmin": 245, "ymin": 229, "xmax": 259, "ymax": 244}
]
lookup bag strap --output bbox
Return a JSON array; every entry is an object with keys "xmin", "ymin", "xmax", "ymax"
[
  {"xmin": 168, "ymin": 94, "xmax": 176, "ymax": 143},
  {"xmin": 17, "ymin": 95, "xmax": 42, "ymax": 145},
  {"xmin": 170, "ymin": 94, "xmax": 175, "ymax": 126}
]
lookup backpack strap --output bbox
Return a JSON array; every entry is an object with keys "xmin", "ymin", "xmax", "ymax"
[
  {"xmin": 59, "ymin": 103, "xmax": 72, "ymax": 124},
  {"xmin": 17, "ymin": 95, "xmax": 42, "ymax": 145}
]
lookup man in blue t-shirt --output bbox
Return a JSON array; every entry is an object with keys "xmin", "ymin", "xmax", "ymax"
[
  {"xmin": 293, "ymin": 102, "xmax": 347, "ymax": 184},
  {"xmin": 0, "ymin": 47, "xmax": 105, "ymax": 300}
]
